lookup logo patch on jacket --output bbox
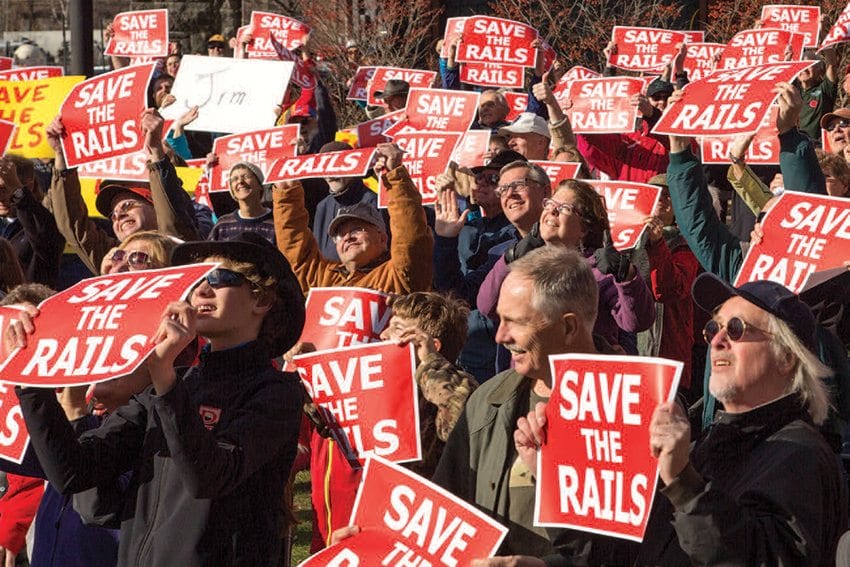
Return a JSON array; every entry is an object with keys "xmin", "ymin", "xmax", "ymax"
[{"xmin": 199, "ymin": 406, "xmax": 222, "ymax": 430}]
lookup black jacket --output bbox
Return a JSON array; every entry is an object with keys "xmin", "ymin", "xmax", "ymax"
[{"xmin": 17, "ymin": 341, "xmax": 302, "ymax": 566}]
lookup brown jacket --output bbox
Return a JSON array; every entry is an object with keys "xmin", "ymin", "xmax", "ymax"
[{"xmin": 273, "ymin": 166, "xmax": 433, "ymax": 294}]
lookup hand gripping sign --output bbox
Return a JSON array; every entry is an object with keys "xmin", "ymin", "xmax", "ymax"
[
  {"xmin": 761, "ymin": 5, "xmax": 820, "ymax": 49},
  {"xmin": 0, "ymin": 67, "xmax": 63, "ymax": 81},
  {"xmin": 299, "ymin": 455, "xmax": 509, "ymax": 567},
  {"xmin": 247, "ymin": 11, "xmax": 311, "ymax": 55},
  {"xmin": 608, "ymin": 27, "xmax": 687, "ymax": 73},
  {"xmin": 456, "ymin": 16, "xmax": 538, "ymax": 68},
  {"xmin": 733, "ymin": 192, "xmax": 850, "ymax": 293},
  {"xmin": 0, "ymin": 306, "xmax": 30, "ymax": 464},
  {"xmin": 565, "ymin": 77, "xmax": 644, "ymax": 134},
  {"xmin": 381, "ymin": 131, "xmax": 463, "ymax": 207},
  {"xmin": 440, "ymin": 17, "xmax": 467, "ymax": 58},
  {"xmin": 403, "ymin": 88, "xmax": 480, "ymax": 133},
  {"xmin": 267, "ymin": 148, "xmax": 377, "ymax": 184},
  {"xmin": 820, "ymin": 3, "xmax": 850, "ymax": 51},
  {"xmin": 535, "ymin": 354, "xmax": 682, "ymax": 541},
  {"xmin": 299, "ymin": 287, "xmax": 392, "ymax": 351},
  {"xmin": 460, "ymin": 62, "xmax": 525, "ymax": 89},
  {"xmin": 717, "ymin": 28, "xmax": 805, "ymax": 70},
  {"xmin": 700, "ymin": 105, "xmax": 780, "ymax": 165},
  {"xmin": 531, "ymin": 161, "xmax": 581, "ymax": 188},
  {"xmin": 209, "ymin": 124, "xmax": 300, "ymax": 191},
  {"xmin": 294, "ymin": 342, "xmax": 420, "ymax": 465},
  {"xmin": 105, "ymin": 9, "xmax": 168, "ymax": 58},
  {"xmin": 59, "ymin": 64, "xmax": 156, "ymax": 168},
  {"xmin": 587, "ymin": 180, "xmax": 662, "ymax": 251},
  {"xmin": 0, "ymin": 264, "xmax": 216, "ymax": 388},
  {"xmin": 682, "ymin": 42, "xmax": 725, "ymax": 81},
  {"xmin": 367, "ymin": 68, "xmax": 438, "ymax": 107},
  {"xmin": 355, "ymin": 110, "xmax": 404, "ymax": 148},
  {"xmin": 652, "ymin": 61, "xmax": 814, "ymax": 137}
]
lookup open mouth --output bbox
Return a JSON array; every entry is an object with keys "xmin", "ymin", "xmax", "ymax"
[{"xmin": 196, "ymin": 304, "xmax": 216, "ymax": 314}]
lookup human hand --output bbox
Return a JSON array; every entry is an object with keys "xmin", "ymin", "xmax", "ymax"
[
  {"xmin": 649, "ymin": 401, "xmax": 691, "ymax": 485},
  {"xmin": 434, "ymin": 188, "xmax": 468, "ymax": 238},
  {"xmin": 632, "ymin": 93, "xmax": 653, "ymax": 118},
  {"xmin": 45, "ymin": 116, "xmax": 66, "ymax": 155},
  {"xmin": 140, "ymin": 108, "xmax": 166, "ymax": 159},
  {"xmin": 374, "ymin": 143, "xmax": 405, "ymax": 171},
  {"xmin": 593, "ymin": 231, "xmax": 634, "ymax": 281},
  {"xmin": 148, "ymin": 302, "xmax": 197, "ymax": 394},
  {"xmin": 330, "ymin": 525, "xmax": 361, "ymax": 545},
  {"xmin": 643, "ymin": 216, "xmax": 665, "ymax": 244},
  {"xmin": 3, "ymin": 303, "xmax": 39, "ymax": 352},
  {"xmin": 774, "ymin": 81, "xmax": 802, "ymax": 135},
  {"xmin": 603, "ymin": 40, "xmax": 617, "ymax": 61},
  {"xmin": 515, "ymin": 401, "xmax": 547, "ymax": 474}
]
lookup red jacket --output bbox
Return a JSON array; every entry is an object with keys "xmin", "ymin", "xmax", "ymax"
[{"xmin": 0, "ymin": 473, "xmax": 44, "ymax": 555}]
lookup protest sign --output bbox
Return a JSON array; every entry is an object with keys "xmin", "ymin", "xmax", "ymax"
[
  {"xmin": 78, "ymin": 151, "xmax": 149, "ymax": 182},
  {"xmin": 246, "ymin": 11, "xmax": 311, "ymax": 56},
  {"xmin": 366, "ymin": 67, "xmax": 437, "ymax": 107},
  {"xmin": 160, "ymin": 55, "xmax": 293, "ymax": 134},
  {"xmin": 531, "ymin": 161, "xmax": 581, "ymax": 187},
  {"xmin": 456, "ymin": 16, "xmax": 538, "ymax": 68},
  {"xmin": 820, "ymin": 3, "xmax": 850, "ymax": 51},
  {"xmin": 0, "ymin": 120, "xmax": 15, "ymax": 154},
  {"xmin": 0, "ymin": 306, "xmax": 29, "ymax": 464},
  {"xmin": 382, "ymin": 131, "xmax": 462, "ymax": 206},
  {"xmin": 0, "ymin": 75, "xmax": 83, "ymax": 158},
  {"xmin": 451, "ymin": 130, "xmax": 491, "ymax": 168},
  {"xmin": 0, "ymin": 58, "xmax": 10, "ymax": 71},
  {"xmin": 563, "ymin": 66, "xmax": 601, "ymax": 81},
  {"xmin": 700, "ymin": 105, "xmax": 780, "ymax": 165},
  {"xmin": 587, "ymin": 180, "xmax": 662, "ymax": 250},
  {"xmin": 652, "ymin": 61, "xmax": 814, "ymax": 137},
  {"xmin": 209, "ymin": 124, "xmax": 299, "ymax": 191},
  {"xmin": 300, "ymin": 455, "xmax": 508, "ymax": 566},
  {"xmin": 761, "ymin": 5, "xmax": 820, "ymax": 49},
  {"xmin": 105, "ymin": 9, "xmax": 168, "ymax": 58},
  {"xmin": 59, "ymin": 64, "xmax": 155, "ymax": 168},
  {"xmin": 404, "ymin": 88, "xmax": 479, "ymax": 133},
  {"xmin": 505, "ymin": 92, "xmax": 528, "ymax": 122},
  {"xmin": 718, "ymin": 29, "xmax": 805, "ymax": 70},
  {"xmin": 460, "ymin": 62, "xmax": 525, "ymax": 89},
  {"xmin": 267, "ymin": 148, "xmax": 376, "ymax": 183},
  {"xmin": 609, "ymin": 27, "xmax": 686, "ymax": 72},
  {"xmin": 0, "ymin": 265, "xmax": 216, "ymax": 387},
  {"xmin": 0, "ymin": 66, "xmax": 63, "ymax": 81},
  {"xmin": 347, "ymin": 66, "xmax": 376, "ymax": 101},
  {"xmin": 440, "ymin": 17, "xmax": 467, "ymax": 57},
  {"xmin": 294, "ymin": 342, "xmax": 420, "ymax": 464},
  {"xmin": 565, "ymin": 77, "xmax": 643, "ymax": 134},
  {"xmin": 682, "ymin": 42, "xmax": 725, "ymax": 81},
  {"xmin": 355, "ymin": 110, "xmax": 403, "ymax": 148},
  {"xmin": 265, "ymin": 42, "xmax": 317, "ymax": 90},
  {"xmin": 733, "ymin": 192, "xmax": 850, "ymax": 293},
  {"xmin": 535, "ymin": 353, "xmax": 682, "ymax": 541},
  {"xmin": 681, "ymin": 30, "xmax": 705, "ymax": 43},
  {"xmin": 299, "ymin": 287, "xmax": 392, "ymax": 351}
]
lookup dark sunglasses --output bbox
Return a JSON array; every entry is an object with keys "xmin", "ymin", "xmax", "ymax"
[
  {"xmin": 208, "ymin": 42, "xmax": 225, "ymax": 49},
  {"xmin": 204, "ymin": 268, "xmax": 250, "ymax": 289},
  {"xmin": 703, "ymin": 316, "xmax": 773, "ymax": 343},
  {"xmin": 825, "ymin": 119, "xmax": 850, "ymax": 132},
  {"xmin": 111, "ymin": 249, "xmax": 152, "ymax": 270}
]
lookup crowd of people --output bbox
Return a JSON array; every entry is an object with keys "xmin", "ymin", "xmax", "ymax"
[{"xmin": 0, "ymin": 7, "xmax": 849, "ymax": 566}]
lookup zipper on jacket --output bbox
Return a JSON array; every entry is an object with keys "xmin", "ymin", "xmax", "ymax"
[{"xmin": 136, "ymin": 458, "xmax": 167, "ymax": 565}]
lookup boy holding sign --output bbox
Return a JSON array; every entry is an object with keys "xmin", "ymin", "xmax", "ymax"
[{"xmin": 9, "ymin": 233, "xmax": 306, "ymax": 565}]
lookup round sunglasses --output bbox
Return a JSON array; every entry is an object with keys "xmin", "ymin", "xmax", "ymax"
[{"xmin": 703, "ymin": 316, "xmax": 773, "ymax": 344}]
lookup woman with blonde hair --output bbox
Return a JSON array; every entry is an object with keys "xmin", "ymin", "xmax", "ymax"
[{"xmin": 99, "ymin": 230, "xmax": 178, "ymax": 275}]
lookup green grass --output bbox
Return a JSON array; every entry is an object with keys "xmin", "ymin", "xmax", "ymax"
[{"xmin": 290, "ymin": 470, "xmax": 315, "ymax": 565}]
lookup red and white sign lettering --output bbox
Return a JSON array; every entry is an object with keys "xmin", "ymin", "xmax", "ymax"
[
  {"xmin": 587, "ymin": 180, "xmax": 662, "ymax": 250},
  {"xmin": 355, "ymin": 110, "xmax": 403, "ymax": 148},
  {"xmin": 0, "ymin": 306, "xmax": 29, "ymax": 464},
  {"xmin": 0, "ymin": 120, "xmax": 15, "ymax": 154},
  {"xmin": 505, "ymin": 92, "xmax": 528, "ymax": 122},
  {"xmin": 681, "ymin": 30, "xmax": 705, "ymax": 43},
  {"xmin": 531, "ymin": 161, "xmax": 581, "ymax": 187},
  {"xmin": 383, "ymin": 132, "xmax": 462, "ymax": 206},
  {"xmin": 562, "ymin": 66, "xmax": 601, "ymax": 82},
  {"xmin": 460, "ymin": 62, "xmax": 525, "ymax": 89},
  {"xmin": 300, "ymin": 287, "xmax": 392, "ymax": 351},
  {"xmin": 59, "ymin": 64, "xmax": 155, "ymax": 168},
  {"xmin": 295, "ymin": 342, "xmax": 420, "ymax": 464},
  {"xmin": 0, "ymin": 66, "xmax": 63, "ymax": 82},
  {"xmin": 347, "ymin": 66, "xmax": 376, "ymax": 101},
  {"xmin": 718, "ymin": 28, "xmax": 805, "ymax": 70},
  {"xmin": 247, "ymin": 11, "xmax": 311, "ymax": 56},
  {"xmin": 0, "ymin": 58, "xmax": 10, "ymax": 71},
  {"xmin": 456, "ymin": 16, "xmax": 538, "ymax": 67},
  {"xmin": 652, "ymin": 61, "xmax": 813, "ymax": 137},
  {"xmin": 441, "ymin": 17, "xmax": 467, "ymax": 58},
  {"xmin": 261, "ymin": 41, "xmax": 317, "ymax": 90},
  {"xmin": 300, "ymin": 455, "xmax": 508, "ymax": 566},
  {"xmin": 682, "ymin": 42, "xmax": 725, "ymax": 81},
  {"xmin": 404, "ymin": 88, "xmax": 479, "ymax": 133},
  {"xmin": 566, "ymin": 77, "xmax": 643, "ymax": 134},
  {"xmin": 820, "ymin": 4, "xmax": 850, "ymax": 51},
  {"xmin": 367, "ymin": 67, "xmax": 437, "ymax": 107},
  {"xmin": 78, "ymin": 151, "xmax": 149, "ymax": 182},
  {"xmin": 609, "ymin": 27, "xmax": 686, "ymax": 72},
  {"xmin": 700, "ymin": 106, "xmax": 780, "ymax": 165},
  {"xmin": 451, "ymin": 130, "xmax": 491, "ymax": 168},
  {"xmin": 210, "ymin": 125, "xmax": 299, "ymax": 191},
  {"xmin": 105, "ymin": 9, "xmax": 168, "ymax": 58},
  {"xmin": 761, "ymin": 5, "xmax": 820, "ymax": 49},
  {"xmin": 734, "ymin": 192, "xmax": 850, "ymax": 293},
  {"xmin": 535, "ymin": 354, "xmax": 682, "ymax": 541},
  {"xmin": 0, "ymin": 264, "xmax": 216, "ymax": 387},
  {"xmin": 186, "ymin": 158, "xmax": 213, "ymax": 209},
  {"xmin": 268, "ymin": 148, "xmax": 376, "ymax": 183}
]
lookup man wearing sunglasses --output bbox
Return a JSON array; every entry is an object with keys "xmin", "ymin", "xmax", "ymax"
[
  {"xmin": 639, "ymin": 273, "xmax": 846, "ymax": 565},
  {"xmin": 207, "ymin": 34, "xmax": 227, "ymax": 57},
  {"xmin": 14, "ymin": 232, "xmax": 306, "ymax": 565},
  {"xmin": 821, "ymin": 107, "xmax": 850, "ymax": 161}
]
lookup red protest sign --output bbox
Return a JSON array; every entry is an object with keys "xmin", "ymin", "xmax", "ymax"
[
  {"xmin": 294, "ymin": 342, "xmax": 420, "ymax": 465},
  {"xmin": 441, "ymin": 17, "xmax": 467, "ymax": 58},
  {"xmin": 404, "ymin": 88, "xmax": 479, "ymax": 133},
  {"xmin": 0, "ymin": 120, "xmax": 15, "ymax": 154},
  {"xmin": 733, "ymin": 192, "xmax": 850, "ymax": 293},
  {"xmin": 531, "ymin": 161, "xmax": 581, "ymax": 187},
  {"xmin": 563, "ymin": 66, "xmax": 601, "ymax": 81},
  {"xmin": 451, "ymin": 130, "xmax": 491, "ymax": 168},
  {"xmin": 59, "ymin": 64, "xmax": 155, "ymax": 168},
  {"xmin": 587, "ymin": 180, "xmax": 662, "ymax": 250},
  {"xmin": 700, "ymin": 105, "xmax": 780, "ymax": 165},
  {"xmin": 0, "ymin": 66, "xmax": 63, "ymax": 81},
  {"xmin": 457, "ymin": 16, "xmax": 538, "ymax": 67},
  {"xmin": 820, "ymin": 4, "xmax": 850, "ymax": 51},
  {"xmin": 681, "ymin": 30, "xmax": 705, "ymax": 43},
  {"xmin": 652, "ymin": 61, "xmax": 814, "ymax": 137},
  {"xmin": 356, "ymin": 110, "xmax": 404, "ymax": 148},
  {"xmin": 505, "ymin": 92, "xmax": 528, "ymax": 122},
  {"xmin": 0, "ymin": 306, "xmax": 29, "ymax": 465},
  {"xmin": 535, "ymin": 354, "xmax": 682, "ymax": 541},
  {"xmin": 761, "ymin": 5, "xmax": 820, "ymax": 49},
  {"xmin": 78, "ymin": 151, "xmax": 149, "ymax": 182},
  {"xmin": 367, "ymin": 67, "xmax": 437, "ymax": 107},
  {"xmin": 300, "ymin": 455, "xmax": 508, "ymax": 566},
  {"xmin": 0, "ymin": 264, "xmax": 215, "ymax": 388},
  {"xmin": 267, "ymin": 148, "xmax": 376, "ymax": 183},
  {"xmin": 609, "ymin": 27, "xmax": 686, "ymax": 72},
  {"xmin": 347, "ymin": 66, "xmax": 376, "ymax": 101},
  {"xmin": 299, "ymin": 287, "xmax": 392, "ymax": 351},
  {"xmin": 460, "ymin": 62, "xmax": 525, "ymax": 89},
  {"xmin": 682, "ymin": 42, "xmax": 725, "ymax": 81},
  {"xmin": 718, "ymin": 29, "xmax": 805, "ymax": 70},
  {"xmin": 209, "ymin": 125, "xmax": 299, "ymax": 191},
  {"xmin": 247, "ymin": 11, "xmax": 311, "ymax": 56},
  {"xmin": 565, "ymin": 77, "xmax": 643, "ymax": 134},
  {"xmin": 382, "ymin": 132, "xmax": 462, "ymax": 206},
  {"xmin": 0, "ymin": 58, "xmax": 10, "ymax": 71},
  {"xmin": 260, "ymin": 41, "xmax": 317, "ymax": 89},
  {"xmin": 105, "ymin": 9, "xmax": 168, "ymax": 58}
]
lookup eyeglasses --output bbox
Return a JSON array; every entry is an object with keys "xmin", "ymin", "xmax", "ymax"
[
  {"xmin": 703, "ymin": 316, "xmax": 773, "ymax": 344},
  {"xmin": 496, "ymin": 179, "xmax": 537, "ymax": 197},
  {"xmin": 542, "ymin": 197, "xmax": 581, "ymax": 217},
  {"xmin": 110, "ymin": 199, "xmax": 144, "ymax": 221},
  {"xmin": 332, "ymin": 225, "xmax": 369, "ymax": 243},
  {"xmin": 208, "ymin": 43, "xmax": 225, "ymax": 50},
  {"xmin": 825, "ymin": 119, "xmax": 850, "ymax": 132},
  {"xmin": 204, "ymin": 268, "xmax": 250, "ymax": 289},
  {"xmin": 475, "ymin": 172, "xmax": 500, "ymax": 186},
  {"xmin": 110, "ymin": 249, "xmax": 153, "ymax": 271}
]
